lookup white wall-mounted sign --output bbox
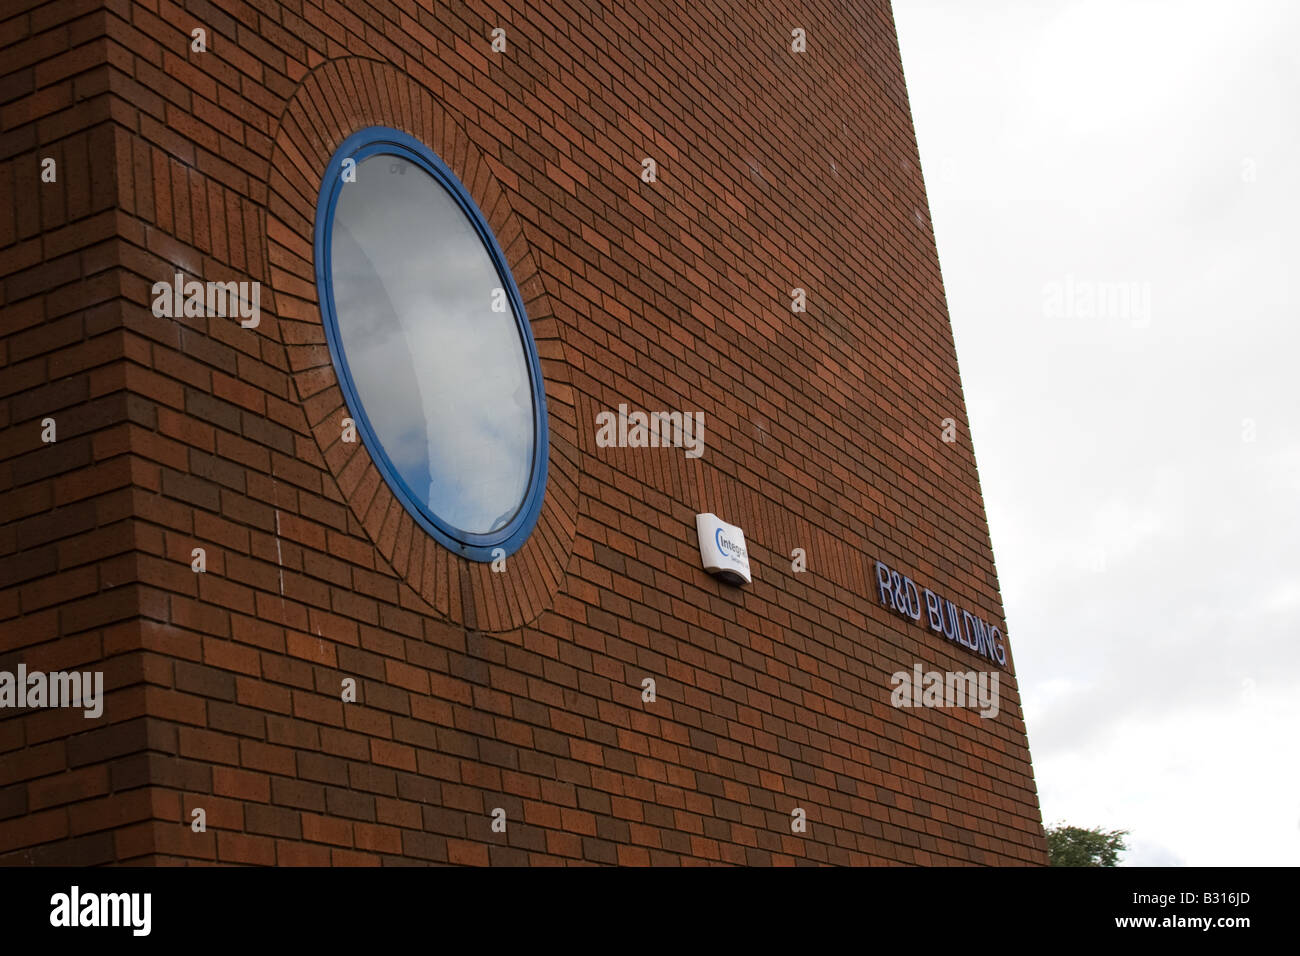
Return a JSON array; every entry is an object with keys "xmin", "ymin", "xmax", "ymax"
[{"xmin": 695, "ymin": 513, "xmax": 751, "ymax": 585}]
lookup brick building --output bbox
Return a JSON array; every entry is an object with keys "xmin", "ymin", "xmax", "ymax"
[{"xmin": 0, "ymin": 0, "xmax": 1048, "ymax": 865}]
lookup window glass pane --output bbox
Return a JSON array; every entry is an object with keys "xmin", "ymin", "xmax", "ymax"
[{"xmin": 329, "ymin": 153, "xmax": 534, "ymax": 535}]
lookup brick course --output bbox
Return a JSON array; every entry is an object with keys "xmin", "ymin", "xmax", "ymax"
[{"xmin": 1, "ymin": 0, "xmax": 1047, "ymax": 865}]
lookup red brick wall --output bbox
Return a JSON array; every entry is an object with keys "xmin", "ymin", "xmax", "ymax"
[{"xmin": 1, "ymin": 0, "xmax": 1048, "ymax": 865}]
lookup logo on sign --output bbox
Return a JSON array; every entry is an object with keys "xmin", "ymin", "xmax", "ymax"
[{"xmin": 716, "ymin": 528, "xmax": 746, "ymax": 561}]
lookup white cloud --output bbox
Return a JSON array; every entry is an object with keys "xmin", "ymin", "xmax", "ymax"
[{"xmin": 894, "ymin": 0, "xmax": 1300, "ymax": 865}]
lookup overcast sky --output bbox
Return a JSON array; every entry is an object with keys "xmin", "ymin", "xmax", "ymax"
[{"xmin": 893, "ymin": 0, "xmax": 1300, "ymax": 866}]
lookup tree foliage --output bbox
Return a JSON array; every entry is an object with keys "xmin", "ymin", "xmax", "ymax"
[{"xmin": 1045, "ymin": 823, "xmax": 1129, "ymax": 866}]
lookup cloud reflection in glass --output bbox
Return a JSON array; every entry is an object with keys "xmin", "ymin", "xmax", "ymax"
[{"xmin": 327, "ymin": 152, "xmax": 535, "ymax": 539}]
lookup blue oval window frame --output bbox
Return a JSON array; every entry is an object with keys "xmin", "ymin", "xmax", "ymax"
[{"xmin": 314, "ymin": 126, "xmax": 548, "ymax": 562}]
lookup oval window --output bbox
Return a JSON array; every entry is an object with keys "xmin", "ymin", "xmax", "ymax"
[{"xmin": 314, "ymin": 127, "xmax": 547, "ymax": 560}]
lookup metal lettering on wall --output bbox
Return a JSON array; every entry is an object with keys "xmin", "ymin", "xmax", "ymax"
[{"xmin": 874, "ymin": 559, "xmax": 1008, "ymax": 668}]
